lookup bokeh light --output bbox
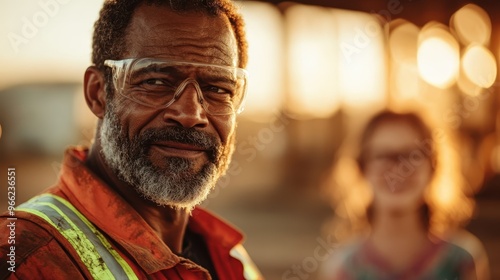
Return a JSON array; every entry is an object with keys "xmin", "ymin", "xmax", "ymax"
[
  {"xmin": 286, "ymin": 4, "xmax": 386, "ymax": 118},
  {"xmin": 389, "ymin": 20, "xmax": 421, "ymax": 104},
  {"xmin": 335, "ymin": 10, "xmax": 387, "ymax": 109},
  {"xmin": 417, "ymin": 23, "xmax": 460, "ymax": 89},
  {"xmin": 238, "ymin": 1, "xmax": 285, "ymax": 121},
  {"xmin": 285, "ymin": 4, "xmax": 340, "ymax": 118},
  {"xmin": 0, "ymin": 1, "xmax": 102, "ymax": 89},
  {"xmin": 393, "ymin": 63, "xmax": 421, "ymax": 101},
  {"xmin": 461, "ymin": 44, "xmax": 497, "ymax": 89},
  {"xmin": 389, "ymin": 19, "xmax": 419, "ymax": 65},
  {"xmin": 450, "ymin": 4, "xmax": 491, "ymax": 46}
]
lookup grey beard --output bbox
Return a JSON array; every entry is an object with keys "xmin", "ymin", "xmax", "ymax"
[{"xmin": 99, "ymin": 102, "xmax": 226, "ymax": 210}]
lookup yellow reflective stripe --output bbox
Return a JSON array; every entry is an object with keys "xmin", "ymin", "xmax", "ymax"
[
  {"xmin": 17, "ymin": 204, "xmax": 115, "ymax": 279},
  {"xmin": 47, "ymin": 195, "xmax": 138, "ymax": 279},
  {"xmin": 17, "ymin": 194, "xmax": 138, "ymax": 280},
  {"xmin": 230, "ymin": 244, "xmax": 263, "ymax": 280}
]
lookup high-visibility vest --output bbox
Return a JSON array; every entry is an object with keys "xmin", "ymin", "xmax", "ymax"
[
  {"xmin": 17, "ymin": 194, "xmax": 263, "ymax": 280},
  {"xmin": 17, "ymin": 194, "xmax": 139, "ymax": 279}
]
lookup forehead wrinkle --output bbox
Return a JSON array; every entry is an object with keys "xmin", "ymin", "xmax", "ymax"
[
  {"xmin": 129, "ymin": 27, "xmax": 237, "ymax": 66},
  {"xmin": 139, "ymin": 44, "xmax": 236, "ymax": 66}
]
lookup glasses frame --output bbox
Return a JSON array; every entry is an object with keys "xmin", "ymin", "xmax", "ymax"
[{"xmin": 103, "ymin": 58, "xmax": 248, "ymax": 115}]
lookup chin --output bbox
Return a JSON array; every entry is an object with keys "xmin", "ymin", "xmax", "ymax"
[
  {"xmin": 377, "ymin": 193, "xmax": 425, "ymax": 212},
  {"xmin": 147, "ymin": 186, "xmax": 212, "ymax": 211}
]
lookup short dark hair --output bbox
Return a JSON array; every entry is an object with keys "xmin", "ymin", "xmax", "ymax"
[{"xmin": 91, "ymin": 0, "xmax": 248, "ymax": 71}]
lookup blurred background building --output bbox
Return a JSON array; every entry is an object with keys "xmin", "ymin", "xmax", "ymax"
[{"xmin": 0, "ymin": 0, "xmax": 499, "ymax": 279}]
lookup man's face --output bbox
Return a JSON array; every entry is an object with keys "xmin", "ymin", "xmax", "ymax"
[{"xmin": 99, "ymin": 4, "xmax": 239, "ymax": 209}]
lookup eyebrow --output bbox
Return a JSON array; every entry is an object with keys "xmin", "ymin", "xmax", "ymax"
[
  {"xmin": 199, "ymin": 73, "xmax": 238, "ymax": 86},
  {"xmin": 131, "ymin": 65, "xmax": 181, "ymax": 78},
  {"xmin": 132, "ymin": 64, "xmax": 239, "ymax": 86}
]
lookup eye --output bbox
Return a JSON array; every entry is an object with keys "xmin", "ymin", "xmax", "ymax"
[
  {"xmin": 204, "ymin": 85, "xmax": 232, "ymax": 95},
  {"xmin": 142, "ymin": 79, "xmax": 167, "ymax": 86},
  {"xmin": 138, "ymin": 78, "xmax": 177, "ymax": 93}
]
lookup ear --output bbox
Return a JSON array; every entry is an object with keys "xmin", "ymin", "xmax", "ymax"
[{"xmin": 84, "ymin": 66, "xmax": 107, "ymax": 119}]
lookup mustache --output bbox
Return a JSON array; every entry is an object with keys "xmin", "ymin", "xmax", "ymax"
[{"xmin": 135, "ymin": 126, "xmax": 221, "ymax": 161}]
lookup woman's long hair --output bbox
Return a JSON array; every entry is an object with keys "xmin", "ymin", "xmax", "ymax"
[{"xmin": 322, "ymin": 109, "xmax": 475, "ymax": 242}]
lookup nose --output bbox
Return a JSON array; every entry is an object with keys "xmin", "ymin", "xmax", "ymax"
[{"xmin": 162, "ymin": 80, "xmax": 209, "ymax": 128}]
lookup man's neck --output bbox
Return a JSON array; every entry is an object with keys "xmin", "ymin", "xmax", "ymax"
[{"xmin": 85, "ymin": 142, "xmax": 190, "ymax": 254}]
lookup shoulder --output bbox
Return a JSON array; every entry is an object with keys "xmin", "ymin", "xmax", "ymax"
[
  {"xmin": 0, "ymin": 212, "xmax": 85, "ymax": 279},
  {"xmin": 0, "ymin": 188, "xmax": 70, "ymax": 262},
  {"xmin": 0, "ymin": 212, "xmax": 58, "ymax": 258},
  {"xmin": 445, "ymin": 229, "xmax": 488, "ymax": 262},
  {"xmin": 438, "ymin": 239, "xmax": 476, "ymax": 265},
  {"xmin": 443, "ymin": 230, "xmax": 490, "ymax": 280}
]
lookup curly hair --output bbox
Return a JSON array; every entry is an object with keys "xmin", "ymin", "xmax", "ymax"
[{"xmin": 91, "ymin": 0, "xmax": 248, "ymax": 72}]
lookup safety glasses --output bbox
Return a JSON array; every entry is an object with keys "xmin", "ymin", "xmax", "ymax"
[{"xmin": 104, "ymin": 58, "xmax": 248, "ymax": 115}]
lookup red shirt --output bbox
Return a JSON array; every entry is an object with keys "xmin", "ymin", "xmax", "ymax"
[{"xmin": 0, "ymin": 147, "xmax": 258, "ymax": 279}]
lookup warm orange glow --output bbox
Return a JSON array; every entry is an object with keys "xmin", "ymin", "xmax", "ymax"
[
  {"xmin": 389, "ymin": 20, "xmax": 421, "ymax": 105},
  {"xmin": 0, "ymin": 1, "xmax": 102, "ymax": 89},
  {"xmin": 426, "ymin": 132, "xmax": 474, "ymax": 235},
  {"xmin": 461, "ymin": 45, "xmax": 497, "ymax": 89},
  {"xmin": 389, "ymin": 20, "xmax": 419, "ymax": 65},
  {"xmin": 450, "ymin": 4, "xmax": 491, "ymax": 46},
  {"xmin": 238, "ymin": 2, "xmax": 285, "ymax": 120},
  {"xmin": 432, "ymin": 175, "xmax": 455, "ymax": 208},
  {"xmin": 417, "ymin": 23, "xmax": 460, "ymax": 89},
  {"xmin": 393, "ymin": 63, "xmax": 421, "ymax": 101},
  {"xmin": 285, "ymin": 4, "xmax": 340, "ymax": 118},
  {"xmin": 457, "ymin": 70, "xmax": 483, "ymax": 97},
  {"xmin": 335, "ymin": 10, "xmax": 387, "ymax": 109},
  {"xmin": 286, "ymin": 4, "xmax": 387, "ymax": 118}
]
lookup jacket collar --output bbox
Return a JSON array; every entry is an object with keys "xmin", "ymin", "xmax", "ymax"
[{"xmin": 58, "ymin": 147, "xmax": 243, "ymax": 274}]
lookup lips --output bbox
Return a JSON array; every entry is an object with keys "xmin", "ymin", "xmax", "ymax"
[{"xmin": 150, "ymin": 141, "xmax": 207, "ymax": 158}]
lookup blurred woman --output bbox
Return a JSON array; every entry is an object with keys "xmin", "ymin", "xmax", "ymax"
[{"xmin": 319, "ymin": 110, "xmax": 489, "ymax": 280}]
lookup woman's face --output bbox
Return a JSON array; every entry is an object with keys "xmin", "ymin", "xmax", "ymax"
[{"xmin": 363, "ymin": 120, "xmax": 433, "ymax": 212}]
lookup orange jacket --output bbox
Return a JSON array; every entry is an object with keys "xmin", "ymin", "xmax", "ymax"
[{"xmin": 0, "ymin": 147, "xmax": 261, "ymax": 280}]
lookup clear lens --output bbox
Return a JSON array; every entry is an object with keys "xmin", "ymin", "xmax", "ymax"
[{"xmin": 104, "ymin": 58, "xmax": 247, "ymax": 115}]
